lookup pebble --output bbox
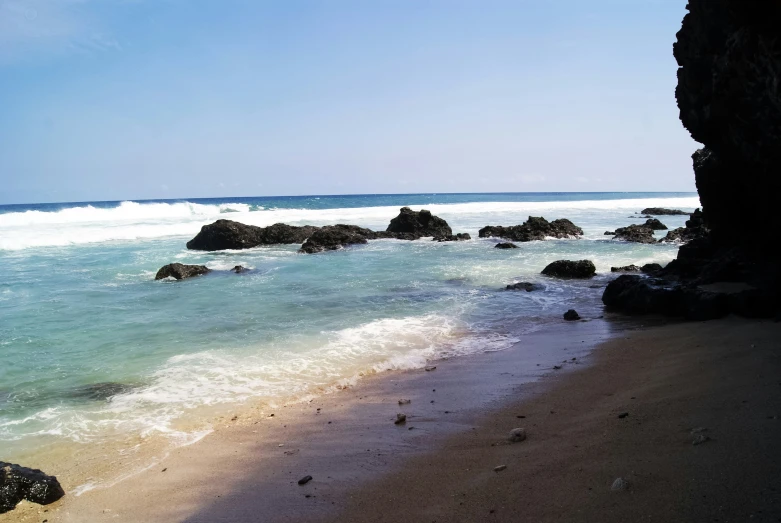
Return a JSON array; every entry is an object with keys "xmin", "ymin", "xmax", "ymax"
[
  {"xmin": 425, "ymin": 366, "xmax": 437, "ymax": 372},
  {"xmin": 611, "ymin": 477, "xmax": 628, "ymax": 491},
  {"xmin": 298, "ymin": 475, "xmax": 313, "ymax": 485},
  {"xmin": 398, "ymin": 399, "xmax": 411, "ymax": 405},
  {"xmin": 508, "ymin": 427, "xmax": 527, "ymax": 443},
  {"xmin": 553, "ymin": 365, "xmax": 562, "ymax": 370},
  {"xmin": 493, "ymin": 465, "xmax": 507, "ymax": 472},
  {"xmin": 692, "ymin": 434, "xmax": 711, "ymax": 445},
  {"xmin": 618, "ymin": 412, "xmax": 629, "ymax": 419},
  {"xmin": 395, "ymin": 413, "xmax": 407, "ymax": 425}
]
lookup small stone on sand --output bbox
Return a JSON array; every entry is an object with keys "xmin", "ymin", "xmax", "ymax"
[
  {"xmin": 618, "ymin": 412, "xmax": 629, "ymax": 419},
  {"xmin": 395, "ymin": 413, "xmax": 407, "ymax": 425},
  {"xmin": 692, "ymin": 434, "xmax": 711, "ymax": 445},
  {"xmin": 508, "ymin": 427, "xmax": 527, "ymax": 442},
  {"xmin": 298, "ymin": 475, "xmax": 313, "ymax": 485},
  {"xmin": 425, "ymin": 366, "xmax": 437, "ymax": 372},
  {"xmin": 493, "ymin": 465, "xmax": 507, "ymax": 472},
  {"xmin": 398, "ymin": 399, "xmax": 411, "ymax": 405},
  {"xmin": 611, "ymin": 477, "xmax": 628, "ymax": 491}
]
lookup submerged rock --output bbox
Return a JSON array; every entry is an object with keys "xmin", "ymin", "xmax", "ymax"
[
  {"xmin": 433, "ymin": 233, "xmax": 471, "ymax": 242},
  {"xmin": 186, "ymin": 220, "xmax": 319, "ymax": 251},
  {"xmin": 231, "ymin": 265, "xmax": 249, "ymax": 273},
  {"xmin": 155, "ymin": 263, "xmax": 211, "ymax": 281},
  {"xmin": 641, "ymin": 208, "xmax": 689, "ymax": 216},
  {"xmin": 541, "ymin": 260, "xmax": 596, "ymax": 279},
  {"xmin": 506, "ymin": 282, "xmax": 542, "ymax": 292},
  {"xmin": 1, "ymin": 462, "xmax": 65, "ymax": 514},
  {"xmin": 494, "ymin": 242, "xmax": 518, "ymax": 249},
  {"xmin": 65, "ymin": 382, "xmax": 131, "ymax": 401},
  {"xmin": 479, "ymin": 217, "xmax": 582, "ymax": 242},
  {"xmin": 386, "ymin": 207, "xmax": 452, "ymax": 238}
]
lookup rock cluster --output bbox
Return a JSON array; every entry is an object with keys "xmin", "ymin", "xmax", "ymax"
[
  {"xmin": 1, "ymin": 462, "xmax": 65, "ymax": 514},
  {"xmin": 641, "ymin": 208, "xmax": 688, "ymax": 216},
  {"xmin": 186, "ymin": 220, "xmax": 318, "ymax": 251},
  {"xmin": 479, "ymin": 217, "xmax": 583, "ymax": 242}
]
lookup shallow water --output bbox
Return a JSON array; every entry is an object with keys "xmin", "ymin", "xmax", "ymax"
[{"xmin": 0, "ymin": 192, "xmax": 697, "ymax": 481}]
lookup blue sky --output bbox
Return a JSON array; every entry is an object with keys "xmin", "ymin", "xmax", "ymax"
[{"xmin": 0, "ymin": 0, "xmax": 696, "ymax": 204}]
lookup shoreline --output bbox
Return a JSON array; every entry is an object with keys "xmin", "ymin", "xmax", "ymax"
[
  {"xmin": 5, "ymin": 315, "xmax": 779, "ymax": 522},
  {"xmin": 3, "ymin": 315, "xmax": 625, "ymax": 522}
]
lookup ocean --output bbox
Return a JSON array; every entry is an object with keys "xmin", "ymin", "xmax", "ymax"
[{"xmin": 0, "ymin": 192, "xmax": 698, "ymax": 492}]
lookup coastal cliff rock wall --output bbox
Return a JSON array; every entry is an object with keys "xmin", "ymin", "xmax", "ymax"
[{"xmin": 674, "ymin": 0, "xmax": 781, "ymax": 252}]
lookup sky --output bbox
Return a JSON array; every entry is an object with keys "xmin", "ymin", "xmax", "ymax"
[{"xmin": 0, "ymin": 0, "xmax": 697, "ymax": 204}]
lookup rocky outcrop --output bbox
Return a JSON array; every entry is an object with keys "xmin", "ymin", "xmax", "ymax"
[
  {"xmin": 674, "ymin": 1, "xmax": 781, "ymax": 252},
  {"xmin": 541, "ymin": 260, "xmax": 596, "ymax": 279},
  {"xmin": 605, "ymin": 2, "xmax": 781, "ymax": 319},
  {"xmin": 479, "ymin": 217, "xmax": 582, "ymax": 242},
  {"xmin": 187, "ymin": 220, "xmax": 319, "ymax": 251},
  {"xmin": 298, "ymin": 225, "xmax": 374, "ymax": 254},
  {"xmin": 495, "ymin": 242, "xmax": 518, "ymax": 249},
  {"xmin": 433, "ymin": 233, "xmax": 471, "ymax": 242},
  {"xmin": 612, "ymin": 224, "xmax": 657, "ymax": 244},
  {"xmin": 1, "ymin": 462, "xmax": 65, "ymax": 514},
  {"xmin": 641, "ymin": 208, "xmax": 689, "ymax": 216},
  {"xmin": 155, "ymin": 263, "xmax": 211, "ymax": 280},
  {"xmin": 386, "ymin": 207, "xmax": 452, "ymax": 238}
]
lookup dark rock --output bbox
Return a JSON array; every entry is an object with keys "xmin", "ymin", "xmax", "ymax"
[
  {"xmin": 604, "ymin": 231, "xmax": 615, "ymax": 236},
  {"xmin": 643, "ymin": 218, "xmax": 668, "ymax": 230},
  {"xmin": 297, "ymin": 475, "xmax": 312, "ymax": 486},
  {"xmin": 660, "ymin": 209, "xmax": 709, "ymax": 244},
  {"xmin": 187, "ymin": 220, "xmax": 319, "ymax": 251},
  {"xmin": 612, "ymin": 224, "xmax": 657, "ymax": 244},
  {"xmin": 65, "ymin": 382, "xmax": 131, "ymax": 401},
  {"xmin": 505, "ymin": 282, "xmax": 542, "ymax": 292},
  {"xmin": 298, "ymin": 225, "xmax": 373, "ymax": 254},
  {"xmin": 1, "ymin": 462, "xmax": 65, "ymax": 514},
  {"xmin": 231, "ymin": 265, "xmax": 248, "ymax": 273},
  {"xmin": 640, "ymin": 208, "xmax": 689, "ymax": 216},
  {"xmin": 641, "ymin": 263, "xmax": 664, "ymax": 274},
  {"xmin": 675, "ymin": 1, "xmax": 781, "ymax": 252},
  {"xmin": 394, "ymin": 413, "xmax": 407, "ymax": 425},
  {"xmin": 433, "ymin": 233, "xmax": 471, "ymax": 242},
  {"xmin": 563, "ymin": 309, "xmax": 581, "ymax": 321},
  {"xmin": 386, "ymin": 207, "xmax": 452, "ymax": 238},
  {"xmin": 611, "ymin": 265, "xmax": 641, "ymax": 272},
  {"xmin": 618, "ymin": 412, "xmax": 629, "ymax": 419},
  {"xmin": 155, "ymin": 263, "xmax": 211, "ymax": 281},
  {"xmin": 495, "ymin": 242, "xmax": 518, "ymax": 249},
  {"xmin": 479, "ymin": 217, "xmax": 583, "ymax": 242},
  {"xmin": 541, "ymin": 260, "xmax": 596, "ymax": 279}
]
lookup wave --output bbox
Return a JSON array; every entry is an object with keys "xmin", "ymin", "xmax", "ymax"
[
  {"xmin": 0, "ymin": 196, "xmax": 700, "ymax": 251},
  {"xmin": 0, "ymin": 313, "xmax": 515, "ymax": 445}
]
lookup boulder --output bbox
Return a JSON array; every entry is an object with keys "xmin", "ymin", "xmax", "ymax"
[
  {"xmin": 479, "ymin": 217, "xmax": 583, "ymax": 242},
  {"xmin": 231, "ymin": 265, "xmax": 249, "ymax": 273},
  {"xmin": 611, "ymin": 265, "xmax": 641, "ymax": 272},
  {"xmin": 155, "ymin": 263, "xmax": 211, "ymax": 281},
  {"xmin": 298, "ymin": 225, "xmax": 374, "ymax": 254},
  {"xmin": 187, "ymin": 220, "xmax": 319, "ymax": 251},
  {"xmin": 541, "ymin": 260, "xmax": 596, "ymax": 278},
  {"xmin": 641, "ymin": 263, "xmax": 663, "ymax": 274},
  {"xmin": 495, "ymin": 242, "xmax": 518, "ymax": 249},
  {"xmin": 604, "ymin": 231, "xmax": 615, "ymax": 236},
  {"xmin": 613, "ymin": 224, "xmax": 657, "ymax": 244},
  {"xmin": 563, "ymin": 309, "xmax": 581, "ymax": 321},
  {"xmin": 640, "ymin": 208, "xmax": 689, "ymax": 216},
  {"xmin": 505, "ymin": 282, "xmax": 543, "ymax": 292},
  {"xmin": 386, "ymin": 207, "xmax": 452, "ymax": 238},
  {"xmin": 660, "ymin": 209, "xmax": 709, "ymax": 244},
  {"xmin": 1, "ymin": 462, "xmax": 65, "ymax": 514}
]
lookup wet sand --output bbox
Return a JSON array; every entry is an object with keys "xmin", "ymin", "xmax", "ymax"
[{"xmin": 5, "ymin": 316, "xmax": 780, "ymax": 522}]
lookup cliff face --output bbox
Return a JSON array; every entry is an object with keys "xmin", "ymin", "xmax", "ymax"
[{"xmin": 674, "ymin": 0, "xmax": 781, "ymax": 252}]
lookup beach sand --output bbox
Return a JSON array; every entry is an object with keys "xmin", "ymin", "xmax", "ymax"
[{"xmin": 5, "ymin": 316, "xmax": 780, "ymax": 522}]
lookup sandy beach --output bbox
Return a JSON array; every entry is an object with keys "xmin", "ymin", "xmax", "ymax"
[{"xmin": 4, "ymin": 315, "xmax": 779, "ymax": 522}]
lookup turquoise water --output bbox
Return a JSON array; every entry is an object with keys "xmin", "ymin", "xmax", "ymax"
[{"xmin": 0, "ymin": 192, "xmax": 697, "ymax": 473}]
